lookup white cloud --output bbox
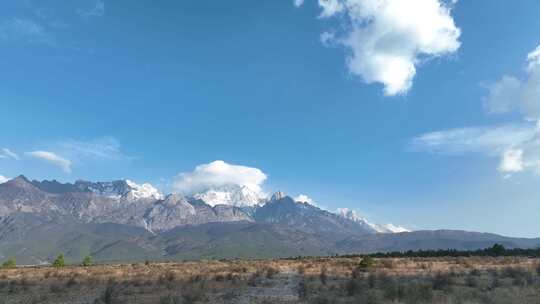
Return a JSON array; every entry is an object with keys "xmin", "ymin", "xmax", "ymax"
[
  {"xmin": 499, "ymin": 149, "xmax": 524, "ymax": 173},
  {"xmin": 0, "ymin": 18, "xmax": 51, "ymax": 44},
  {"xmin": 0, "ymin": 148, "xmax": 20, "ymax": 160},
  {"xmin": 78, "ymin": 0, "xmax": 105, "ymax": 17},
  {"xmin": 26, "ymin": 151, "xmax": 72, "ymax": 174},
  {"xmin": 306, "ymin": 0, "xmax": 461, "ymax": 95},
  {"xmin": 414, "ymin": 44, "xmax": 540, "ymax": 176},
  {"xmin": 294, "ymin": 0, "xmax": 305, "ymax": 7},
  {"xmin": 484, "ymin": 44, "xmax": 540, "ymax": 120},
  {"xmin": 172, "ymin": 160, "xmax": 267, "ymax": 196},
  {"xmin": 294, "ymin": 194, "xmax": 315, "ymax": 205},
  {"xmin": 411, "ymin": 123, "xmax": 536, "ymax": 155},
  {"xmin": 0, "ymin": 175, "xmax": 9, "ymax": 184},
  {"xmin": 412, "ymin": 121, "xmax": 540, "ymax": 175},
  {"xmin": 59, "ymin": 137, "xmax": 127, "ymax": 161}
]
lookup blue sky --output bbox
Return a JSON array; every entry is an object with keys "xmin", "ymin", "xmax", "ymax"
[{"xmin": 1, "ymin": 0, "xmax": 540, "ymax": 237}]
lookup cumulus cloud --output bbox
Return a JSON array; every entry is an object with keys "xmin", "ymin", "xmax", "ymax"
[
  {"xmin": 0, "ymin": 148, "xmax": 20, "ymax": 160},
  {"xmin": 0, "ymin": 175, "xmax": 9, "ymax": 184},
  {"xmin": 484, "ymin": 45, "xmax": 540, "ymax": 120},
  {"xmin": 303, "ymin": 0, "xmax": 461, "ymax": 95},
  {"xmin": 172, "ymin": 160, "xmax": 268, "ymax": 195},
  {"xmin": 26, "ymin": 151, "xmax": 72, "ymax": 173}
]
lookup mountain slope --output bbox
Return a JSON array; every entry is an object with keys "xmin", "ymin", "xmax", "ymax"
[{"xmin": 1, "ymin": 176, "xmax": 539, "ymax": 264}]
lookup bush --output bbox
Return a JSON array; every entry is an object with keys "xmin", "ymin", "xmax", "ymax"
[
  {"xmin": 52, "ymin": 254, "xmax": 65, "ymax": 268},
  {"xmin": 81, "ymin": 255, "xmax": 93, "ymax": 267},
  {"xmin": 297, "ymin": 281, "xmax": 308, "ymax": 299},
  {"xmin": 97, "ymin": 283, "xmax": 117, "ymax": 304},
  {"xmin": 320, "ymin": 266, "xmax": 327, "ymax": 285},
  {"xmin": 536, "ymin": 264, "xmax": 540, "ymax": 276},
  {"xmin": 266, "ymin": 267, "xmax": 279, "ymax": 279},
  {"xmin": 432, "ymin": 272, "xmax": 454, "ymax": 290},
  {"xmin": 359, "ymin": 256, "xmax": 375, "ymax": 270},
  {"xmin": 159, "ymin": 295, "xmax": 182, "ymax": 304},
  {"xmin": 1, "ymin": 258, "xmax": 16, "ymax": 269}
]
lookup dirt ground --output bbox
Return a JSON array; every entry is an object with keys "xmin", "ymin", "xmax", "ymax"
[{"xmin": 1, "ymin": 256, "xmax": 539, "ymax": 303}]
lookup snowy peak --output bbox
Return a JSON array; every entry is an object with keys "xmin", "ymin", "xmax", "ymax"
[
  {"xmin": 125, "ymin": 180, "xmax": 163, "ymax": 200},
  {"xmin": 381, "ymin": 224, "xmax": 410, "ymax": 233},
  {"xmin": 270, "ymin": 191, "xmax": 287, "ymax": 201},
  {"xmin": 336, "ymin": 208, "xmax": 409, "ymax": 234},
  {"xmin": 193, "ymin": 185, "xmax": 265, "ymax": 207}
]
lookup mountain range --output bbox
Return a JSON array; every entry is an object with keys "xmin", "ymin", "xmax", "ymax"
[{"xmin": 0, "ymin": 176, "xmax": 539, "ymax": 265}]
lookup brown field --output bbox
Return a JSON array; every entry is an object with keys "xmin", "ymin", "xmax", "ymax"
[{"xmin": 1, "ymin": 256, "xmax": 540, "ymax": 303}]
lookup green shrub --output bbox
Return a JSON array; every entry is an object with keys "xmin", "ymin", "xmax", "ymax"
[
  {"xmin": 536, "ymin": 264, "xmax": 540, "ymax": 276},
  {"xmin": 359, "ymin": 256, "xmax": 375, "ymax": 269},
  {"xmin": 1, "ymin": 258, "xmax": 16, "ymax": 269},
  {"xmin": 81, "ymin": 255, "xmax": 93, "ymax": 267},
  {"xmin": 52, "ymin": 254, "xmax": 65, "ymax": 268}
]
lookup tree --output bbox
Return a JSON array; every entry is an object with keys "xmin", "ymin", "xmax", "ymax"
[
  {"xmin": 489, "ymin": 244, "xmax": 506, "ymax": 256},
  {"xmin": 81, "ymin": 255, "xmax": 93, "ymax": 267},
  {"xmin": 52, "ymin": 254, "xmax": 65, "ymax": 267},
  {"xmin": 1, "ymin": 258, "xmax": 16, "ymax": 269}
]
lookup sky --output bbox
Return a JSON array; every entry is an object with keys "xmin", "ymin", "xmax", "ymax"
[{"xmin": 1, "ymin": 0, "xmax": 540, "ymax": 237}]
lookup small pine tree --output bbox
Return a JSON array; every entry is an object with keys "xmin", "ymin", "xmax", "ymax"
[
  {"xmin": 52, "ymin": 254, "xmax": 65, "ymax": 268},
  {"xmin": 81, "ymin": 255, "xmax": 93, "ymax": 267},
  {"xmin": 1, "ymin": 258, "xmax": 16, "ymax": 269}
]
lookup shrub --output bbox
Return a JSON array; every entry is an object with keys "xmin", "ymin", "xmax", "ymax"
[
  {"xmin": 266, "ymin": 267, "xmax": 279, "ymax": 279},
  {"xmin": 159, "ymin": 295, "xmax": 182, "ymax": 304},
  {"xmin": 345, "ymin": 278, "xmax": 365, "ymax": 296},
  {"xmin": 319, "ymin": 266, "xmax": 327, "ymax": 285},
  {"xmin": 100, "ymin": 283, "xmax": 117, "ymax": 304},
  {"xmin": 465, "ymin": 275, "xmax": 478, "ymax": 287},
  {"xmin": 1, "ymin": 258, "xmax": 16, "ymax": 269},
  {"xmin": 52, "ymin": 254, "xmax": 65, "ymax": 268},
  {"xmin": 432, "ymin": 272, "xmax": 454, "ymax": 290},
  {"xmin": 536, "ymin": 264, "xmax": 540, "ymax": 276},
  {"xmin": 297, "ymin": 281, "xmax": 308, "ymax": 299},
  {"xmin": 65, "ymin": 276, "xmax": 78, "ymax": 288},
  {"xmin": 359, "ymin": 256, "xmax": 375, "ymax": 270},
  {"xmin": 181, "ymin": 286, "xmax": 205, "ymax": 304},
  {"xmin": 81, "ymin": 255, "xmax": 93, "ymax": 267}
]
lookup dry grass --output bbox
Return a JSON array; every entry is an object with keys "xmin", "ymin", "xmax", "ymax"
[{"xmin": 1, "ymin": 257, "xmax": 539, "ymax": 303}]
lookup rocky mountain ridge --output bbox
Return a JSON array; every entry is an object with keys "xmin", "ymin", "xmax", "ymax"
[{"xmin": 1, "ymin": 175, "xmax": 539, "ymax": 265}]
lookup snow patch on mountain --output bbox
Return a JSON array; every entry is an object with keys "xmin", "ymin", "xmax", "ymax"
[
  {"xmin": 193, "ymin": 185, "xmax": 266, "ymax": 207},
  {"xmin": 336, "ymin": 208, "xmax": 409, "ymax": 234},
  {"xmin": 0, "ymin": 175, "xmax": 9, "ymax": 184},
  {"xmin": 125, "ymin": 180, "xmax": 163, "ymax": 200},
  {"xmin": 382, "ymin": 223, "xmax": 410, "ymax": 233}
]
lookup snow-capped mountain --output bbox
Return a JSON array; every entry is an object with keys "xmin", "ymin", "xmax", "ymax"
[
  {"xmin": 193, "ymin": 185, "xmax": 266, "ymax": 207},
  {"xmin": 125, "ymin": 180, "xmax": 164, "ymax": 200},
  {"xmin": 336, "ymin": 208, "xmax": 410, "ymax": 233}
]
